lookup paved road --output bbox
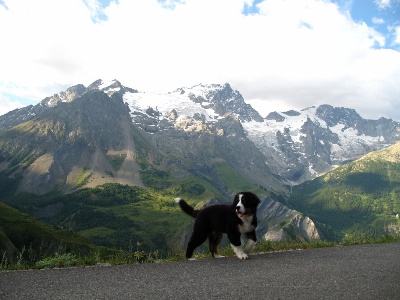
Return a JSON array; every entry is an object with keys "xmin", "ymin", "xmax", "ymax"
[{"xmin": 1, "ymin": 243, "xmax": 399, "ymax": 300}]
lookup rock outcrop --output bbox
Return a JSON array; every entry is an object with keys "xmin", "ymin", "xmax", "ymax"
[{"xmin": 257, "ymin": 197, "xmax": 320, "ymax": 242}]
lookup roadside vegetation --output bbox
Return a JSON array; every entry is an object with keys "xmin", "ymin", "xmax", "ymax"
[{"xmin": 1, "ymin": 235, "xmax": 400, "ymax": 271}]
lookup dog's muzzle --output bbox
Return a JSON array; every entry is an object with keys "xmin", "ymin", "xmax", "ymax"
[{"xmin": 236, "ymin": 205, "xmax": 245, "ymax": 217}]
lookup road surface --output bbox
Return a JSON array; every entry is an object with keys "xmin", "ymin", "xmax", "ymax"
[{"xmin": 1, "ymin": 242, "xmax": 399, "ymax": 299}]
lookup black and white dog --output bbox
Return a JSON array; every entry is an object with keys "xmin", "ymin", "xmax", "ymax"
[{"xmin": 175, "ymin": 192, "xmax": 260, "ymax": 260}]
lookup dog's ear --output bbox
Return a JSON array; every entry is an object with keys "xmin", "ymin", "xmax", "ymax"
[
  {"xmin": 233, "ymin": 193, "xmax": 240, "ymax": 203},
  {"xmin": 247, "ymin": 192, "xmax": 260, "ymax": 206},
  {"xmin": 250, "ymin": 196, "xmax": 260, "ymax": 207}
]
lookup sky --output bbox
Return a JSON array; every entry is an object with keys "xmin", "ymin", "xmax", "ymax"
[{"xmin": 0, "ymin": 0, "xmax": 399, "ymax": 120}]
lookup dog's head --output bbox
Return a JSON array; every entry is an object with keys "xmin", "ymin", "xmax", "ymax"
[{"xmin": 233, "ymin": 192, "xmax": 260, "ymax": 218}]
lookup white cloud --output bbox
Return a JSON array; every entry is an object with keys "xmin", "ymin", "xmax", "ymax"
[
  {"xmin": 374, "ymin": 0, "xmax": 392, "ymax": 9},
  {"xmin": 372, "ymin": 17, "xmax": 385, "ymax": 24},
  {"xmin": 1, "ymin": 0, "xmax": 400, "ymax": 121},
  {"xmin": 394, "ymin": 26, "xmax": 400, "ymax": 44}
]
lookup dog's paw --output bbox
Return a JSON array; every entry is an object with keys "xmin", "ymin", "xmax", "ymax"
[
  {"xmin": 174, "ymin": 197, "xmax": 182, "ymax": 203},
  {"xmin": 213, "ymin": 254, "xmax": 225, "ymax": 258},
  {"xmin": 237, "ymin": 253, "xmax": 248, "ymax": 260},
  {"xmin": 231, "ymin": 244, "xmax": 249, "ymax": 259},
  {"xmin": 188, "ymin": 257, "xmax": 197, "ymax": 261}
]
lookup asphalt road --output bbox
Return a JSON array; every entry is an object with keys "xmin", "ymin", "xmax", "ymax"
[{"xmin": 1, "ymin": 242, "xmax": 399, "ymax": 300}]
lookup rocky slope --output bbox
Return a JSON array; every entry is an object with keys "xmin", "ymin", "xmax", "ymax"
[{"xmin": 257, "ymin": 197, "xmax": 321, "ymax": 242}]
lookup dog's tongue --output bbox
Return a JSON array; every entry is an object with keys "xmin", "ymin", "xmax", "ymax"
[{"xmin": 237, "ymin": 211, "xmax": 244, "ymax": 217}]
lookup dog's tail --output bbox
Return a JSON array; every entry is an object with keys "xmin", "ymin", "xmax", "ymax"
[{"xmin": 175, "ymin": 198, "xmax": 199, "ymax": 218}]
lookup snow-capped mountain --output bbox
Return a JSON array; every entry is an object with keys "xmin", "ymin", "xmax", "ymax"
[
  {"xmin": 40, "ymin": 79, "xmax": 138, "ymax": 108},
  {"xmin": 243, "ymin": 105, "xmax": 400, "ymax": 183},
  {"xmin": 118, "ymin": 81, "xmax": 400, "ymax": 183},
  {"xmin": 1, "ymin": 79, "xmax": 399, "ymax": 188},
  {"xmin": 123, "ymin": 82, "xmax": 262, "ymax": 133}
]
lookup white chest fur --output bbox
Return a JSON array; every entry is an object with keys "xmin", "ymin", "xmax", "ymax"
[{"xmin": 238, "ymin": 215, "xmax": 254, "ymax": 233}]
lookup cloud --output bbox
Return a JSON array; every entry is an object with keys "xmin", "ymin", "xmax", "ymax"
[
  {"xmin": 394, "ymin": 26, "xmax": 400, "ymax": 44},
  {"xmin": 374, "ymin": 0, "xmax": 392, "ymax": 9},
  {"xmin": 0, "ymin": 0, "xmax": 400, "ymax": 121},
  {"xmin": 372, "ymin": 17, "xmax": 385, "ymax": 24},
  {"xmin": 0, "ymin": 0, "xmax": 8, "ymax": 9}
]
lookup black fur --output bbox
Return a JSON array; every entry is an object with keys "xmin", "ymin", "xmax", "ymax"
[{"xmin": 175, "ymin": 192, "xmax": 261, "ymax": 259}]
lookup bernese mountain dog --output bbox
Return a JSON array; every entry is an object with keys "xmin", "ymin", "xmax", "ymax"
[{"xmin": 175, "ymin": 192, "xmax": 261, "ymax": 260}]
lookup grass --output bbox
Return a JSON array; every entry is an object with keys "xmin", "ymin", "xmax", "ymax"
[
  {"xmin": 2, "ymin": 235, "xmax": 400, "ymax": 271},
  {"xmin": 76, "ymin": 168, "xmax": 92, "ymax": 187},
  {"xmin": 107, "ymin": 154, "xmax": 126, "ymax": 172},
  {"xmin": 340, "ymin": 232, "xmax": 400, "ymax": 246},
  {"xmin": 0, "ymin": 242, "xmax": 161, "ymax": 271}
]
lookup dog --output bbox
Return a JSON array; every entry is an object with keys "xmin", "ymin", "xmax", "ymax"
[{"xmin": 175, "ymin": 192, "xmax": 260, "ymax": 260}]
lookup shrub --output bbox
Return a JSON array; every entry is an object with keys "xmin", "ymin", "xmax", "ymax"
[{"xmin": 35, "ymin": 253, "xmax": 80, "ymax": 269}]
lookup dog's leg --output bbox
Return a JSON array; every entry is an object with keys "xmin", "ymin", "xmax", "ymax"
[
  {"xmin": 209, "ymin": 232, "xmax": 224, "ymax": 258},
  {"xmin": 186, "ymin": 241, "xmax": 196, "ymax": 260},
  {"xmin": 244, "ymin": 231, "xmax": 257, "ymax": 254},
  {"xmin": 186, "ymin": 230, "xmax": 208, "ymax": 260},
  {"xmin": 228, "ymin": 233, "xmax": 248, "ymax": 259},
  {"xmin": 244, "ymin": 239, "xmax": 256, "ymax": 254},
  {"xmin": 186, "ymin": 239, "xmax": 203, "ymax": 259}
]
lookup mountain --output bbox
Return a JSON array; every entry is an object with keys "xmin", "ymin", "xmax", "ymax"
[
  {"xmin": 2, "ymin": 79, "xmax": 399, "ymax": 190},
  {"xmin": 288, "ymin": 141, "xmax": 400, "ymax": 242},
  {"xmin": 0, "ymin": 89, "xmax": 143, "ymax": 195},
  {"xmin": 0, "ymin": 80, "xmax": 283, "ymax": 196},
  {"xmin": 0, "ymin": 79, "xmax": 289, "ymax": 252},
  {"xmin": 243, "ymin": 105, "xmax": 400, "ymax": 183},
  {"xmin": 1, "ymin": 79, "xmax": 400, "ymax": 252}
]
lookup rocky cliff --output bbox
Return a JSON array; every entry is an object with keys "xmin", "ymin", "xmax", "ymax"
[{"xmin": 257, "ymin": 197, "xmax": 321, "ymax": 242}]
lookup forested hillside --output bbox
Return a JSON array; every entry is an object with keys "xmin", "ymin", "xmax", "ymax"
[
  {"xmin": 1, "ymin": 159, "xmax": 267, "ymax": 254},
  {"xmin": 0, "ymin": 202, "xmax": 93, "ymax": 263},
  {"xmin": 288, "ymin": 142, "xmax": 400, "ymax": 241},
  {"xmin": 1, "ymin": 184, "xmax": 201, "ymax": 253}
]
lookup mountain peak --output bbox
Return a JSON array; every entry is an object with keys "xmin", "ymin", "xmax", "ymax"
[
  {"xmin": 316, "ymin": 104, "xmax": 361, "ymax": 127},
  {"xmin": 40, "ymin": 84, "xmax": 87, "ymax": 107},
  {"xmin": 136, "ymin": 82, "xmax": 264, "ymax": 124},
  {"xmin": 87, "ymin": 79, "xmax": 138, "ymax": 96}
]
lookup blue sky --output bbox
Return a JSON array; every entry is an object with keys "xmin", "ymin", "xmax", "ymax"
[
  {"xmin": 0, "ymin": 0, "xmax": 399, "ymax": 120},
  {"xmin": 342, "ymin": 0, "xmax": 400, "ymax": 49}
]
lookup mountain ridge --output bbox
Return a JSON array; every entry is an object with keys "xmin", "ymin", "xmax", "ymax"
[{"xmin": 1, "ymin": 79, "xmax": 399, "ymax": 192}]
